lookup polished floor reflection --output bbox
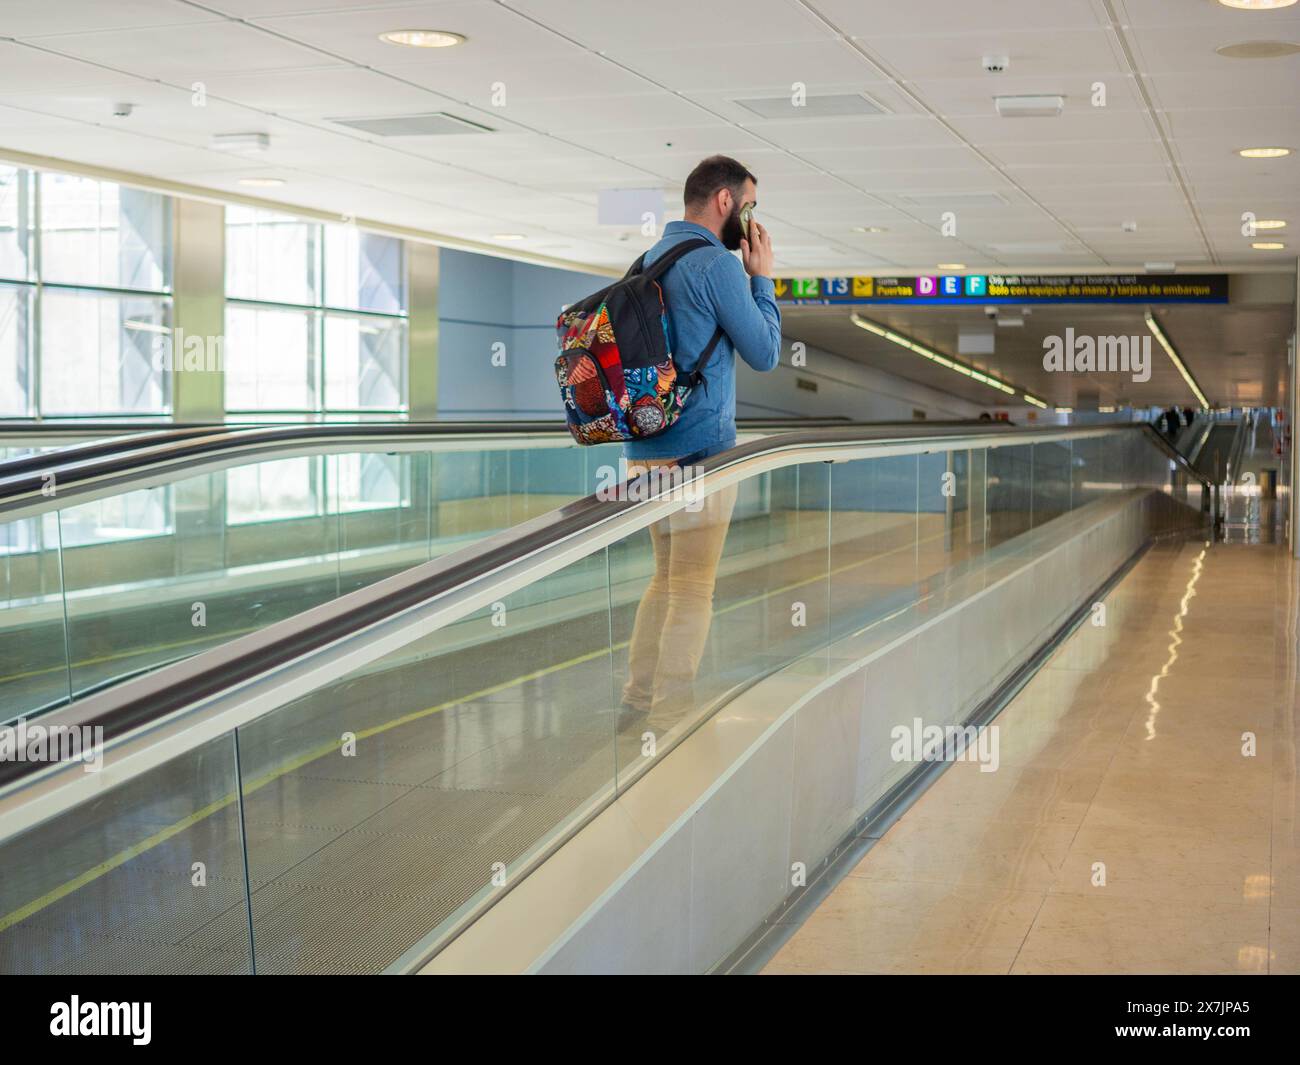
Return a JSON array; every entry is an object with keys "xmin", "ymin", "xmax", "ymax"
[{"xmin": 765, "ymin": 534, "xmax": 1299, "ymax": 974}]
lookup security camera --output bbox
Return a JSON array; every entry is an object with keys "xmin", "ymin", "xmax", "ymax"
[
  {"xmin": 983, "ymin": 306, "xmax": 998, "ymax": 319},
  {"xmin": 111, "ymin": 102, "xmax": 134, "ymax": 118},
  {"xmin": 982, "ymin": 55, "xmax": 1010, "ymax": 74}
]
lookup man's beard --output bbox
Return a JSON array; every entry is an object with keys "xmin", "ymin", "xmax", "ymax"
[{"xmin": 720, "ymin": 202, "xmax": 744, "ymax": 250}]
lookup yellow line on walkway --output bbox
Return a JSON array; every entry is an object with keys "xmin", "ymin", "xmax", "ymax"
[
  {"xmin": 1, "ymin": 626, "xmax": 263, "ymax": 684},
  {"xmin": 0, "ymin": 793, "xmax": 238, "ymax": 931}
]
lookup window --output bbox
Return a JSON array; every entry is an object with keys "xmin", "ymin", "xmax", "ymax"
[
  {"xmin": 39, "ymin": 173, "xmax": 169, "ymax": 290},
  {"xmin": 0, "ymin": 166, "xmax": 33, "ymax": 281},
  {"xmin": 224, "ymin": 304, "xmax": 315, "ymax": 412},
  {"xmin": 40, "ymin": 290, "xmax": 170, "ymax": 415},
  {"xmin": 0, "ymin": 166, "xmax": 172, "ymax": 418},
  {"xmin": 0, "ymin": 284, "xmax": 31, "ymax": 417},
  {"xmin": 224, "ymin": 208, "xmax": 406, "ymax": 415}
]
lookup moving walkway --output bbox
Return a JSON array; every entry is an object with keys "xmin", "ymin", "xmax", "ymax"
[
  {"xmin": 2, "ymin": 418, "xmax": 920, "ymax": 719},
  {"xmin": 0, "ymin": 421, "xmax": 1208, "ymax": 974}
]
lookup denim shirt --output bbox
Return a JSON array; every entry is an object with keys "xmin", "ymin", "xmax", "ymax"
[{"xmin": 622, "ymin": 221, "xmax": 782, "ymax": 461}]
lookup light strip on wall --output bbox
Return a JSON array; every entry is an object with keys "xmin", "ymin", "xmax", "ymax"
[
  {"xmin": 1144, "ymin": 312, "xmax": 1210, "ymax": 408},
  {"xmin": 1023, "ymin": 394, "xmax": 1048, "ymax": 408},
  {"xmin": 849, "ymin": 312, "xmax": 1017, "ymax": 396}
]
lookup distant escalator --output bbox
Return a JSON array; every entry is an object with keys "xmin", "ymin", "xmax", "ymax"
[{"xmin": 1194, "ymin": 424, "xmax": 1238, "ymax": 481}]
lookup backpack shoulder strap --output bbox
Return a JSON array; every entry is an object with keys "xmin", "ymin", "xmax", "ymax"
[
  {"xmin": 633, "ymin": 237, "xmax": 713, "ymax": 281},
  {"xmin": 627, "ymin": 236, "xmax": 727, "ymax": 389},
  {"xmin": 678, "ymin": 326, "xmax": 726, "ymax": 390}
]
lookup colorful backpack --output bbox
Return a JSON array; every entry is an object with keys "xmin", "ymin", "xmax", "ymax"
[{"xmin": 555, "ymin": 238, "xmax": 724, "ymax": 445}]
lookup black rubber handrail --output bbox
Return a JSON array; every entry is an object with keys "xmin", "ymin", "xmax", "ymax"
[
  {"xmin": 0, "ymin": 418, "xmax": 982, "ymax": 504},
  {"xmin": 0, "ymin": 421, "xmax": 568, "ymax": 482},
  {"xmin": 0, "ymin": 420, "xmax": 1205, "ymax": 790},
  {"xmin": 0, "ymin": 416, "xmax": 854, "ymax": 435}
]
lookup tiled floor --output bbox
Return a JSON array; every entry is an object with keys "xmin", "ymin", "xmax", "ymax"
[{"xmin": 765, "ymin": 528, "xmax": 1300, "ymax": 974}]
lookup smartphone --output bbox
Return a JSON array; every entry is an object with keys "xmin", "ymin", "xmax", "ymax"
[{"xmin": 739, "ymin": 204, "xmax": 754, "ymax": 239}]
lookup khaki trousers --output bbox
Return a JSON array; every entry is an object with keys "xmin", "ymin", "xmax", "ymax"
[{"xmin": 621, "ymin": 460, "xmax": 737, "ymax": 728}]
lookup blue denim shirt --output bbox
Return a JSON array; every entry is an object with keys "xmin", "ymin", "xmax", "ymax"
[{"xmin": 623, "ymin": 221, "xmax": 782, "ymax": 461}]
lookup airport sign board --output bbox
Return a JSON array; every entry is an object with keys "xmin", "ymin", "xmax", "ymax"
[{"xmin": 772, "ymin": 274, "xmax": 1230, "ymax": 305}]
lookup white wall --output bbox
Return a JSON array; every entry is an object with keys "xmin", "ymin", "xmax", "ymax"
[{"xmin": 738, "ymin": 341, "xmax": 986, "ymax": 421}]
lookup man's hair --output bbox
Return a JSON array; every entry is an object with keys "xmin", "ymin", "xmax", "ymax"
[{"xmin": 683, "ymin": 155, "xmax": 756, "ymax": 209}]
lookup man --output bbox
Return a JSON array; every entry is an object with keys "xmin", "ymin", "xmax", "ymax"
[
  {"xmin": 621, "ymin": 155, "xmax": 782, "ymax": 731},
  {"xmin": 1163, "ymin": 406, "xmax": 1180, "ymax": 438}
]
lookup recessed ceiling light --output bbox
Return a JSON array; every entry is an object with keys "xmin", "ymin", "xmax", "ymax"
[
  {"xmin": 493, "ymin": 233, "xmax": 526, "ymax": 241},
  {"xmin": 937, "ymin": 263, "xmax": 966, "ymax": 270},
  {"xmin": 238, "ymin": 177, "xmax": 284, "ymax": 187},
  {"xmin": 1252, "ymin": 241, "xmax": 1286, "ymax": 249},
  {"xmin": 1217, "ymin": 0, "xmax": 1297, "ymax": 9},
  {"xmin": 1254, "ymin": 218, "xmax": 1288, "ymax": 229},
  {"xmin": 852, "ymin": 226, "xmax": 887, "ymax": 233},
  {"xmin": 1238, "ymin": 146, "xmax": 1292, "ymax": 157},
  {"xmin": 379, "ymin": 29, "xmax": 465, "ymax": 48}
]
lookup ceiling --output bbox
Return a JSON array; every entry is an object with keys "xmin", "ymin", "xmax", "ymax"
[
  {"xmin": 784, "ymin": 296, "xmax": 1295, "ymax": 410},
  {"xmin": 0, "ymin": 0, "xmax": 1298, "ymax": 276}
]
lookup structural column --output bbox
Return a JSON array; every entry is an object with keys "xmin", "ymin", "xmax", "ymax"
[
  {"xmin": 170, "ymin": 197, "xmax": 225, "ymax": 423},
  {"xmin": 407, "ymin": 242, "xmax": 440, "ymax": 421}
]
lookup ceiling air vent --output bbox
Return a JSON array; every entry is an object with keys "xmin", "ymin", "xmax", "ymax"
[
  {"xmin": 326, "ymin": 112, "xmax": 494, "ymax": 136},
  {"xmin": 732, "ymin": 92, "xmax": 888, "ymax": 119},
  {"xmin": 994, "ymin": 94, "xmax": 1064, "ymax": 118}
]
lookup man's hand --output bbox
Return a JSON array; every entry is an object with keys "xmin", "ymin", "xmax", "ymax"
[{"xmin": 740, "ymin": 218, "xmax": 774, "ymax": 279}]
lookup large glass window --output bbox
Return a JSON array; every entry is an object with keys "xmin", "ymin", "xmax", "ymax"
[
  {"xmin": 224, "ymin": 208, "xmax": 406, "ymax": 415},
  {"xmin": 0, "ymin": 166, "xmax": 172, "ymax": 418},
  {"xmin": 224, "ymin": 304, "xmax": 315, "ymax": 412},
  {"xmin": 0, "ymin": 166, "xmax": 33, "ymax": 281},
  {"xmin": 41, "ymin": 290, "xmax": 170, "ymax": 415},
  {"xmin": 0, "ymin": 284, "xmax": 31, "ymax": 417},
  {"xmin": 39, "ymin": 173, "xmax": 169, "ymax": 290}
]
